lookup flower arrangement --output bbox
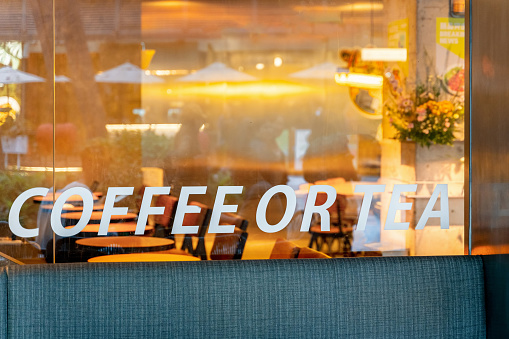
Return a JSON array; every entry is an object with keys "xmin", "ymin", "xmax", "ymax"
[{"xmin": 385, "ymin": 74, "xmax": 464, "ymax": 147}]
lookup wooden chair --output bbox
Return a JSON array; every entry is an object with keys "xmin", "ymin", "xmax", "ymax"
[
  {"xmin": 218, "ymin": 212, "xmax": 248, "ymax": 232},
  {"xmin": 209, "ymin": 213, "xmax": 249, "ymax": 260},
  {"xmin": 308, "ymin": 192, "xmax": 355, "ymax": 256},
  {"xmin": 269, "ymin": 238, "xmax": 300, "ymax": 259},
  {"xmin": 180, "ymin": 202, "xmax": 212, "ymax": 260},
  {"xmin": 297, "ymin": 247, "xmax": 331, "ymax": 259},
  {"xmin": 0, "ymin": 221, "xmax": 15, "ymax": 240},
  {"xmin": 153, "ymin": 195, "xmax": 179, "ymax": 240}
]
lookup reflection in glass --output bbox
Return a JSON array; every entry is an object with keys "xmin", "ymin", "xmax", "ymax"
[{"xmin": 0, "ymin": 0, "xmax": 464, "ymax": 263}]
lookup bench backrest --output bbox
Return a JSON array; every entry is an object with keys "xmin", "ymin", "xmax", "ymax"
[{"xmin": 1, "ymin": 256, "xmax": 486, "ymax": 338}]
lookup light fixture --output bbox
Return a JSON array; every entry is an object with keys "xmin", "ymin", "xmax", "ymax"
[
  {"xmin": 255, "ymin": 63, "xmax": 265, "ymax": 70},
  {"xmin": 105, "ymin": 124, "xmax": 182, "ymax": 137},
  {"xmin": 450, "ymin": 0, "xmax": 465, "ymax": 18},
  {"xmin": 360, "ymin": 48, "xmax": 407, "ymax": 62},
  {"xmin": 334, "ymin": 68, "xmax": 383, "ymax": 89},
  {"xmin": 274, "ymin": 57, "xmax": 283, "ymax": 67}
]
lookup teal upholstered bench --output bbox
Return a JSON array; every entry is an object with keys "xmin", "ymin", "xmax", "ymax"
[{"xmin": 0, "ymin": 255, "xmax": 507, "ymax": 338}]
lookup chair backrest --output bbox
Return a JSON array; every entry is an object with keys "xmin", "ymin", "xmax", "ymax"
[
  {"xmin": 154, "ymin": 195, "xmax": 179, "ymax": 229},
  {"xmin": 182, "ymin": 201, "xmax": 212, "ymax": 238},
  {"xmin": 269, "ymin": 238, "xmax": 300, "ymax": 259},
  {"xmin": 0, "ymin": 221, "xmax": 14, "ymax": 240},
  {"xmin": 219, "ymin": 212, "xmax": 249, "ymax": 231},
  {"xmin": 179, "ymin": 202, "xmax": 213, "ymax": 260},
  {"xmin": 297, "ymin": 246, "xmax": 331, "ymax": 259},
  {"xmin": 209, "ymin": 227, "xmax": 248, "ymax": 260},
  {"xmin": 313, "ymin": 192, "xmax": 348, "ymax": 224}
]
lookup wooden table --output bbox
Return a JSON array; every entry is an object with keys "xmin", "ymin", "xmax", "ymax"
[
  {"xmin": 76, "ymin": 236, "xmax": 175, "ymax": 257},
  {"xmin": 62, "ymin": 211, "xmax": 138, "ymax": 226},
  {"xmin": 33, "ymin": 192, "xmax": 102, "ymax": 205},
  {"xmin": 88, "ymin": 253, "xmax": 200, "ymax": 263},
  {"xmin": 65, "ymin": 222, "xmax": 154, "ymax": 236}
]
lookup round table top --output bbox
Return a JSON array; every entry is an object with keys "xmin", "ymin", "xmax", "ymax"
[
  {"xmin": 88, "ymin": 253, "xmax": 200, "ymax": 263},
  {"xmin": 41, "ymin": 204, "xmax": 105, "ymax": 213},
  {"xmin": 65, "ymin": 222, "xmax": 153, "ymax": 234},
  {"xmin": 33, "ymin": 192, "xmax": 102, "ymax": 204},
  {"xmin": 76, "ymin": 236, "xmax": 174, "ymax": 249},
  {"xmin": 63, "ymin": 211, "xmax": 138, "ymax": 221}
]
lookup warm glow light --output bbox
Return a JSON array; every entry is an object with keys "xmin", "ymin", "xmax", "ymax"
[
  {"xmin": 294, "ymin": 3, "xmax": 383, "ymax": 12},
  {"xmin": 106, "ymin": 124, "xmax": 182, "ymax": 137},
  {"xmin": 173, "ymin": 81, "xmax": 316, "ymax": 97},
  {"xmin": 141, "ymin": 49, "xmax": 156, "ymax": 69},
  {"xmin": 147, "ymin": 69, "xmax": 191, "ymax": 76},
  {"xmin": 361, "ymin": 48, "xmax": 408, "ymax": 62},
  {"xmin": 335, "ymin": 72, "xmax": 383, "ymax": 89},
  {"xmin": 274, "ymin": 57, "xmax": 283, "ymax": 67},
  {"xmin": 255, "ymin": 63, "xmax": 265, "ymax": 70},
  {"xmin": 14, "ymin": 166, "xmax": 83, "ymax": 173},
  {"xmin": 144, "ymin": 1, "xmax": 197, "ymax": 8}
]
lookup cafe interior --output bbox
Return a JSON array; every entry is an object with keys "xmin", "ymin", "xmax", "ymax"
[{"xmin": 0, "ymin": 0, "xmax": 467, "ymax": 264}]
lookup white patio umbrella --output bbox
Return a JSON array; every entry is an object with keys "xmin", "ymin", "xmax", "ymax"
[
  {"xmin": 177, "ymin": 62, "xmax": 257, "ymax": 82},
  {"xmin": 55, "ymin": 75, "xmax": 71, "ymax": 82},
  {"xmin": 95, "ymin": 62, "xmax": 164, "ymax": 84},
  {"xmin": 289, "ymin": 62, "xmax": 340, "ymax": 80},
  {"xmin": 0, "ymin": 66, "xmax": 45, "ymax": 101}
]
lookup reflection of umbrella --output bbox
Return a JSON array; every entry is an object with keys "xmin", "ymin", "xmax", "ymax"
[
  {"xmin": 55, "ymin": 75, "xmax": 71, "ymax": 82},
  {"xmin": 95, "ymin": 62, "xmax": 164, "ymax": 83},
  {"xmin": 0, "ymin": 66, "xmax": 45, "ymax": 100},
  {"xmin": 289, "ymin": 62, "xmax": 339, "ymax": 80},
  {"xmin": 177, "ymin": 62, "xmax": 257, "ymax": 82}
]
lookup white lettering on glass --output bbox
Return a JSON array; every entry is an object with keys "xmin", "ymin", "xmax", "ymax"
[
  {"xmin": 416, "ymin": 184, "xmax": 449, "ymax": 229},
  {"xmin": 354, "ymin": 184, "xmax": 386, "ymax": 231},
  {"xmin": 51, "ymin": 187, "xmax": 94, "ymax": 237},
  {"xmin": 98, "ymin": 187, "xmax": 134, "ymax": 235},
  {"xmin": 300, "ymin": 185, "xmax": 336, "ymax": 232},
  {"xmin": 9, "ymin": 187, "xmax": 49, "ymax": 238},
  {"xmin": 172, "ymin": 186, "xmax": 207, "ymax": 234},
  {"xmin": 384, "ymin": 184, "xmax": 417, "ymax": 230},
  {"xmin": 256, "ymin": 185, "xmax": 296, "ymax": 233},
  {"xmin": 136, "ymin": 186, "xmax": 171, "ymax": 235},
  {"xmin": 208, "ymin": 186, "xmax": 244, "ymax": 234},
  {"xmin": 6, "ymin": 184, "xmax": 453, "ymax": 238}
]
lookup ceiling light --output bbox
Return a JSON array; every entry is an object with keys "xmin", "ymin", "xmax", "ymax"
[
  {"xmin": 361, "ymin": 48, "xmax": 408, "ymax": 62},
  {"xmin": 335, "ymin": 68, "xmax": 383, "ymax": 89}
]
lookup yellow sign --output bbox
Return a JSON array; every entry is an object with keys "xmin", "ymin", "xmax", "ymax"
[{"xmin": 436, "ymin": 18, "xmax": 465, "ymax": 59}]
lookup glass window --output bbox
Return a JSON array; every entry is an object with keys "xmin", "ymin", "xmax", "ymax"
[{"xmin": 0, "ymin": 0, "xmax": 465, "ymax": 263}]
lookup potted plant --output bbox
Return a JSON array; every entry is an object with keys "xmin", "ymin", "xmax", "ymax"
[{"xmin": 384, "ymin": 74, "xmax": 464, "ymax": 147}]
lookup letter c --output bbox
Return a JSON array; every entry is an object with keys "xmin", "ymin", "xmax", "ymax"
[{"xmin": 9, "ymin": 187, "xmax": 49, "ymax": 238}]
